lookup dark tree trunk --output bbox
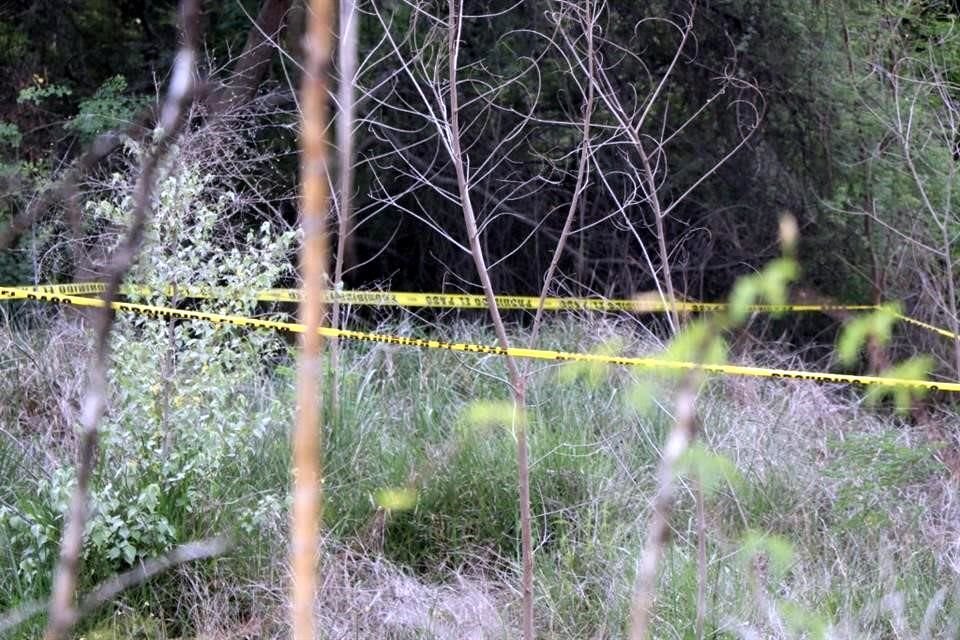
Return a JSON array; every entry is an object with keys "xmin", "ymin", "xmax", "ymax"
[{"xmin": 206, "ymin": 0, "xmax": 292, "ymax": 114}]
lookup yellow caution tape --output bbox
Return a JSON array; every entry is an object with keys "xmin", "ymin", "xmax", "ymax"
[
  {"xmin": 2, "ymin": 285, "xmax": 957, "ymax": 393},
  {"xmin": 3, "ymin": 282, "xmax": 880, "ymax": 313},
  {"xmin": 889, "ymin": 311, "xmax": 960, "ymax": 340},
  {"xmin": 0, "ymin": 282, "xmax": 105, "ymax": 298}
]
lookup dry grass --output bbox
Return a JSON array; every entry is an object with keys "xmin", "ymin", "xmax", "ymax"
[
  {"xmin": 0, "ymin": 308, "xmax": 89, "ymax": 452},
  {"xmin": 175, "ymin": 541, "xmax": 515, "ymax": 640},
  {"xmin": 2, "ymin": 314, "xmax": 959, "ymax": 638}
]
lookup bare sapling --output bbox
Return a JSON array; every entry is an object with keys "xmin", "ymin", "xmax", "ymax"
[
  {"xmin": 365, "ymin": 1, "xmax": 590, "ymax": 634},
  {"xmin": 560, "ymin": 1, "xmax": 762, "ymax": 336},
  {"xmin": 446, "ymin": 1, "xmax": 534, "ymax": 637}
]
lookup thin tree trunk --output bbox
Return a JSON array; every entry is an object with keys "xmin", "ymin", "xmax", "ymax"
[
  {"xmin": 291, "ymin": 1, "xmax": 334, "ymax": 638},
  {"xmin": 329, "ymin": 0, "xmax": 359, "ymax": 414},
  {"xmin": 447, "ymin": 2, "xmax": 534, "ymax": 637}
]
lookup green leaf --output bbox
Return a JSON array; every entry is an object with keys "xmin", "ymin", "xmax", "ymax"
[
  {"xmin": 657, "ymin": 320, "xmax": 728, "ymax": 369},
  {"xmin": 375, "ymin": 487, "xmax": 417, "ymax": 511},
  {"xmin": 464, "ymin": 400, "xmax": 524, "ymax": 429},
  {"xmin": 727, "ymin": 258, "xmax": 799, "ymax": 324},
  {"xmin": 865, "ymin": 356, "xmax": 935, "ymax": 414},
  {"xmin": 739, "ymin": 530, "xmax": 794, "ymax": 581},
  {"xmin": 677, "ymin": 444, "xmax": 743, "ymax": 494},
  {"xmin": 626, "ymin": 378, "xmax": 659, "ymax": 415},
  {"xmin": 837, "ymin": 304, "xmax": 900, "ymax": 366},
  {"xmin": 778, "ymin": 601, "xmax": 829, "ymax": 640}
]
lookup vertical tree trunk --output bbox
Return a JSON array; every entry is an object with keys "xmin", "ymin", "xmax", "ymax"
[
  {"xmin": 446, "ymin": 2, "xmax": 534, "ymax": 637},
  {"xmin": 291, "ymin": 1, "xmax": 334, "ymax": 638},
  {"xmin": 329, "ymin": 0, "xmax": 359, "ymax": 414}
]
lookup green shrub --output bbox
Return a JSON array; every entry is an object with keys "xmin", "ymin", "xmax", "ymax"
[
  {"xmin": 0, "ymin": 161, "xmax": 296, "ymax": 599},
  {"xmin": 66, "ymin": 76, "xmax": 150, "ymax": 142}
]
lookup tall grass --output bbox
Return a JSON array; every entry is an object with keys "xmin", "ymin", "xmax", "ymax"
[{"xmin": 1, "ymin": 314, "xmax": 958, "ymax": 638}]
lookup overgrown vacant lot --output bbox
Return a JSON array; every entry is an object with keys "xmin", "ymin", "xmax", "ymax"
[
  {"xmin": 2, "ymin": 310, "xmax": 957, "ymax": 638},
  {"xmin": 6, "ymin": 0, "xmax": 960, "ymax": 637}
]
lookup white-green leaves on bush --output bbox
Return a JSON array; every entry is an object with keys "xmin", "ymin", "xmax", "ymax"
[
  {"xmin": 778, "ymin": 600, "xmax": 829, "ymax": 640},
  {"xmin": 18, "ymin": 160, "xmax": 302, "ymax": 579}
]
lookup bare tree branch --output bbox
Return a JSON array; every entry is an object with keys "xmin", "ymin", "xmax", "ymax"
[
  {"xmin": 446, "ymin": 1, "xmax": 534, "ymax": 636},
  {"xmin": 207, "ymin": 0, "xmax": 293, "ymax": 114},
  {"xmin": 1, "ymin": 538, "xmax": 228, "ymax": 636},
  {"xmin": 629, "ymin": 376, "xmax": 701, "ymax": 640},
  {"xmin": 530, "ymin": 0, "xmax": 596, "ymax": 346}
]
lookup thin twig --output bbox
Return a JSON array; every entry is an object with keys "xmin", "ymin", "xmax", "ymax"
[{"xmin": 529, "ymin": 0, "xmax": 596, "ymax": 348}]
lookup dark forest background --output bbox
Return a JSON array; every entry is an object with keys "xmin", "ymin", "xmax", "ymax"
[{"xmin": 3, "ymin": 0, "xmax": 960, "ymax": 319}]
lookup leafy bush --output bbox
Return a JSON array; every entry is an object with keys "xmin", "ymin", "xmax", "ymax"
[
  {"xmin": 0, "ymin": 160, "xmax": 297, "ymax": 592},
  {"xmin": 17, "ymin": 81, "xmax": 71, "ymax": 106}
]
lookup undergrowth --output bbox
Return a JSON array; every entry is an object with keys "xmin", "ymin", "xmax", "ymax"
[{"xmin": 1, "ymin": 311, "xmax": 958, "ymax": 638}]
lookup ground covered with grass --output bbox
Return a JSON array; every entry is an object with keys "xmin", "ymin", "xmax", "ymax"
[{"xmin": 1, "ymin": 307, "xmax": 958, "ymax": 638}]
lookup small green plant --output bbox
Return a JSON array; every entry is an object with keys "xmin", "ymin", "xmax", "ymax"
[
  {"xmin": 837, "ymin": 304, "xmax": 900, "ymax": 366},
  {"xmin": 17, "ymin": 80, "xmax": 71, "ymax": 105},
  {"xmin": 836, "ymin": 304, "xmax": 934, "ymax": 412},
  {"xmin": 66, "ymin": 76, "xmax": 151, "ymax": 142},
  {"xmin": 0, "ymin": 121, "xmax": 21, "ymax": 148}
]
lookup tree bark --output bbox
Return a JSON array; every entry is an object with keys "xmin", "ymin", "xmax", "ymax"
[{"xmin": 206, "ymin": 0, "xmax": 292, "ymax": 114}]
